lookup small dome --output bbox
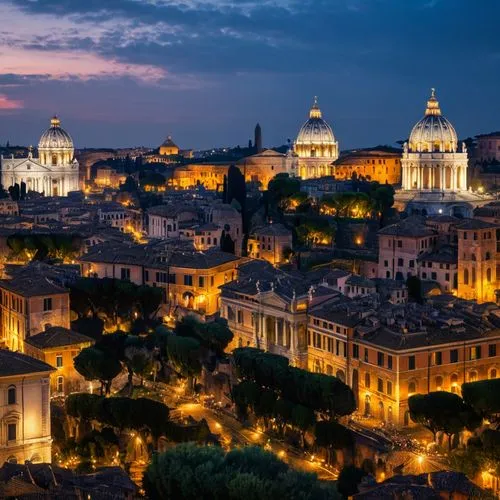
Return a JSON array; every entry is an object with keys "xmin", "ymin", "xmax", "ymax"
[
  {"xmin": 38, "ymin": 116, "xmax": 74, "ymax": 150},
  {"xmin": 408, "ymin": 89, "xmax": 458, "ymax": 153},
  {"xmin": 295, "ymin": 97, "xmax": 337, "ymax": 147}
]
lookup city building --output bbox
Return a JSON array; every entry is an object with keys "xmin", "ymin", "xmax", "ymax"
[
  {"xmin": 333, "ymin": 148, "xmax": 402, "ymax": 185},
  {"xmin": 94, "ymin": 166, "xmax": 127, "ymax": 190},
  {"xmin": 247, "ymin": 223, "xmax": 293, "ymax": 265},
  {"xmin": 0, "ymin": 274, "xmax": 70, "ymax": 352},
  {"xmin": 159, "ymin": 136, "xmax": 179, "ymax": 156},
  {"xmin": 24, "ymin": 326, "xmax": 94, "ymax": 396},
  {"xmin": 78, "ymin": 242, "xmax": 243, "ymax": 320},
  {"xmin": 147, "ymin": 204, "xmax": 199, "ymax": 239},
  {"xmin": 395, "ymin": 90, "xmax": 490, "ymax": 216},
  {"xmin": 475, "ymin": 132, "xmax": 500, "ymax": 163},
  {"xmin": 293, "ymin": 97, "xmax": 339, "ymax": 179},
  {"xmin": 0, "ymin": 349, "xmax": 54, "ymax": 464},
  {"xmin": 1, "ymin": 117, "xmax": 80, "ymax": 197},
  {"xmin": 307, "ymin": 294, "xmax": 500, "ymax": 426}
]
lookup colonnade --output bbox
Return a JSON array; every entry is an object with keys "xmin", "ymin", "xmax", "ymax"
[{"xmin": 401, "ymin": 163, "xmax": 467, "ymax": 191}]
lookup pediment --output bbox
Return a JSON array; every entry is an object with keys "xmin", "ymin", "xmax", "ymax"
[
  {"xmin": 259, "ymin": 290, "xmax": 289, "ymax": 308},
  {"xmin": 12, "ymin": 159, "xmax": 51, "ymax": 172}
]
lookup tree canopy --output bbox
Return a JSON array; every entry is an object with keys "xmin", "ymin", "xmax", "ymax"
[{"xmin": 143, "ymin": 443, "xmax": 338, "ymax": 500}]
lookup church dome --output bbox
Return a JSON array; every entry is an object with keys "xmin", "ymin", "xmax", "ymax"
[
  {"xmin": 38, "ymin": 116, "xmax": 74, "ymax": 151},
  {"xmin": 295, "ymin": 97, "xmax": 337, "ymax": 147},
  {"xmin": 408, "ymin": 89, "xmax": 458, "ymax": 153}
]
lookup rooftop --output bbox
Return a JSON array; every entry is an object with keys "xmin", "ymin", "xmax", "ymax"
[
  {"xmin": 0, "ymin": 275, "xmax": 68, "ymax": 297},
  {"xmin": 26, "ymin": 327, "xmax": 94, "ymax": 350},
  {"xmin": 378, "ymin": 216, "xmax": 436, "ymax": 237},
  {"xmin": 0, "ymin": 349, "xmax": 54, "ymax": 376}
]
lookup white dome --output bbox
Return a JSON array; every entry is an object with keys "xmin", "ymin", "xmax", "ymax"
[
  {"xmin": 38, "ymin": 116, "xmax": 74, "ymax": 151},
  {"xmin": 295, "ymin": 97, "xmax": 337, "ymax": 146},
  {"xmin": 408, "ymin": 89, "xmax": 458, "ymax": 153}
]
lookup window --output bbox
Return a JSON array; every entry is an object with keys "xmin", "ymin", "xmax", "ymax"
[
  {"xmin": 450, "ymin": 349, "xmax": 459, "ymax": 363},
  {"xmin": 470, "ymin": 346, "xmax": 481, "ymax": 360},
  {"xmin": 7, "ymin": 424, "xmax": 16, "ymax": 442},
  {"xmin": 43, "ymin": 297, "xmax": 53, "ymax": 312},
  {"xmin": 365, "ymin": 373, "xmax": 370, "ymax": 389},
  {"xmin": 198, "ymin": 276, "xmax": 205, "ymax": 288},
  {"xmin": 56, "ymin": 355, "xmax": 63, "ymax": 368},
  {"xmin": 408, "ymin": 381, "xmax": 416, "ymax": 394},
  {"xmin": 397, "ymin": 258, "xmax": 403, "ymax": 267},
  {"xmin": 408, "ymin": 355, "xmax": 415, "ymax": 370},
  {"xmin": 183, "ymin": 275, "xmax": 193, "ymax": 286},
  {"xmin": 57, "ymin": 376, "xmax": 64, "ymax": 393},
  {"xmin": 387, "ymin": 381, "xmax": 393, "ymax": 396},
  {"xmin": 353, "ymin": 344, "xmax": 359, "ymax": 359},
  {"xmin": 409, "ymin": 260, "xmax": 415, "ymax": 268},
  {"xmin": 431, "ymin": 272, "xmax": 437, "ymax": 280},
  {"xmin": 364, "ymin": 348, "xmax": 369, "ymax": 362},
  {"xmin": 433, "ymin": 351, "xmax": 442, "ymax": 366},
  {"xmin": 168, "ymin": 274, "xmax": 176, "ymax": 284},
  {"xmin": 377, "ymin": 378, "xmax": 384, "ymax": 393},
  {"xmin": 388, "ymin": 355, "xmax": 393, "ymax": 369},
  {"xmin": 377, "ymin": 352, "xmax": 384, "ymax": 367},
  {"xmin": 7, "ymin": 386, "xmax": 16, "ymax": 405},
  {"xmin": 463, "ymin": 269, "xmax": 469, "ymax": 285},
  {"xmin": 120, "ymin": 268, "xmax": 130, "ymax": 280},
  {"xmin": 237, "ymin": 310, "xmax": 243, "ymax": 324},
  {"xmin": 397, "ymin": 240, "xmax": 402, "ymax": 248},
  {"xmin": 384, "ymin": 260, "xmax": 389, "ymax": 268},
  {"xmin": 435, "ymin": 376, "xmax": 443, "ymax": 390},
  {"xmin": 489, "ymin": 344, "xmax": 497, "ymax": 357}
]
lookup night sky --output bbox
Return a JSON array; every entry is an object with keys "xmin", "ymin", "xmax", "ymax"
[{"xmin": 0, "ymin": 0, "xmax": 498, "ymax": 150}]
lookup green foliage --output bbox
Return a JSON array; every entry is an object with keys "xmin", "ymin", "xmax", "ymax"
[
  {"xmin": 165, "ymin": 335, "xmax": 202, "ymax": 378},
  {"xmin": 337, "ymin": 465, "xmax": 367, "ymax": 499},
  {"xmin": 462, "ymin": 378, "xmax": 500, "ymax": 422},
  {"xmin": 70, "ymin": 277, "xmax": 162, "ymax": 327},
  {"xmin": 294, "ymin": 215, "xmax": 335, "ymax": 246},
  {"xmin": 175, "ymin": 317, "xmax": 233, "ymax": 356},
  {"xmin": 268, "ymin": 174, "xmax": 301, "ymax": 211},
  {"xmin": 143, "ymin": 443, "xmax": 338, "ymax": 500},
  {"xmin": 141, "ymin": 172, "xmax": 166, "ymax": 188},
  {"xmin": 315, "ymin": 421, "xmax": 354, "ymax": 451},
  {"xmin": 409, "ymin": 392, "xmax": 481, "ymax": 450},
  {"xmin": 6, "ymin": 233, "xmax": 82, "ymax": 261},
  {"xmin": 73, "ymin": 347, "xmax": 122, "ymax": 395},
  {"xmin": 66, "ymin": 393, "xmax": 170, "ymax": 439}
]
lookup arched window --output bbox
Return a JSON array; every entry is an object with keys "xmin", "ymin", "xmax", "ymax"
[
  {"xmin": 336, "ymin": 369, "xmax": 345, "ymax": 383},
  {"xmin": 464, "ymin": 269, "xmax": 469, "ymax": 285},
  {"xmin": 7, "ymin": 386, "xmax": 16, "ymax": 405},
  {"xmin": 51, "ymin": 154, "xmax": 57, "ymax": 166},
  {"xmin": 472, "ymin": 268, "xmax": 476, "ymax": 284},
  {"xmin": 487, "ymin": 268, "xmax": 492, "ymax": 283},
  {"xmin": 7, "ymin": 456, "xmax": 17, "ymax": 464},
  {"xmin": 387, "ymin": 406, "xmax": 393, "ymax": 424},
  {"xmin": 326, "ymin": 365, "xmax": 333, "ymax": 376},
  {"xmin": 451, "ymin": 373, "xmax": 459, "ymax": 393},
  {"xmin": 435, "ymin": 376, "xmax": 443, "ymax": 390},
  {"xmin": 365, "ymin": 373, "xmax": 371, "ymax": 389},
  {"xmin": 408, "ymin": 381, "xmax": 416, "ymax": 395},
  {"xmin": 468, "ymin": 371, "xmax": 478, "ymax": 382},
  {"xmin": 489, "ymin": 368, "xmax": 497, "ymax": 380}
]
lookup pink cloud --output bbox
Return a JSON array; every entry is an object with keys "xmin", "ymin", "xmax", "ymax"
[
  {"xmin": 0, "ymin": 47, "xmax": 167, "ymax": 84},
  {"xmin": 0, "ymin": 94, "xmax": 23, "ymax": 110}
]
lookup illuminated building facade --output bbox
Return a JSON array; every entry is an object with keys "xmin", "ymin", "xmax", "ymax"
[
  {"xmin": 159, "ymin": 136, "xmax": 179, "ymax": 156},
  {"xmin": 24, "ymin": 326, "xmax": 94, "ymax": 396},
  {"xmin": 457, "ymin": 219, "xmax": 500, "ymax": 303},
  {"xmin": 0, "ymin": 276, "xmax": 70, "ymax": 352},
  {"xmin": 333, "ymin": 149, "xmax": 401, "ymax": 184},
  {"xmin": 0, "ymin": 117, "xmax": 80, "ymax": 197},
  {"xmin": 293, "ymin": 97, "xmax": 339, "ymax": 179},
  {"xmin": 247, "ymin": 223, "xmax": 293, "ymax": 265},
  {"xmin": 0, "ymin": 350, "xmax": 53, "ymax": 465},
  {"xmin": 307, "ymin": 297, "xmax": 500, "ymax": 426}
]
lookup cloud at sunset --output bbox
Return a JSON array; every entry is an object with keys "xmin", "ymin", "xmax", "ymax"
[{"xmin": 0, "ymin": 94, "xmax": 23, "ymax": 110}]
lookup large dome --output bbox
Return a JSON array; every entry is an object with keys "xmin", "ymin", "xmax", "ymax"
[
  {"xmin": 408, "ymin": 89, "xmax": 458, "ymax": 153},
  {"xmin": 38, "ymin": 116, "xmax": 74, "ymax": 151},
  {"xmin": 294, "ymin": 97, "xmax": 338, "ymax": 157}
]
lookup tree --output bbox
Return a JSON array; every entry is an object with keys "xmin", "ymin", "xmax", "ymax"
[
  {"xmin": 267, "ymin": 174, "xmax": 301, "ymax": 212},
  {"xmin": 165, "ymin": 335, "xmax": 202, "ymax": 390},
  {"xmin": 143, "ymin": 443, "xmax": 338, "ymax": 500},
  {"xmin": 221, "ymin": 230, "xmax": 236, "ymax": 254},
  {"xmin": 225, "ymin": 165, "xmax": 246, "ymax": 211},
  {"xmin": 315, "ymin": 421, "xmax": 354, "ymax": 465},
  {"xmin": 336, "ymin": 465, "xmax": 367, "ymax": 499},
  {"xmin": 291, "ymin": 404, "xmax": 315, "ymax": 448},
  {"xmin": 74, "ymin": 347, "xmax": 122, "ymax": 395},
  {"xmin": 121, "ymin": 175, "xmax": 138, "ymax": 192},
  {"xmin": 409, "ymin": 392, "xmax": 481, "ymax": 451},
  {"xmin": 462, "ymin": 378, "xmax": 500, "ymax": 425},
  {"xmin": 125, "ymin": 346, "xmax": 153, "ymax": 386}
]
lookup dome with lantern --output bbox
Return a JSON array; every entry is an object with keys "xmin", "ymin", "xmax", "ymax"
[
  {"xmin": 294, "ymin": 97, "xmax": 339, "ymax": 159},
  {"xmin": 38, "ymin": 116, "xmax": 74, "ymax": 166},
  {"xmin": 408, "ymin": 89, "xmax": 458, "ymax": 153}
]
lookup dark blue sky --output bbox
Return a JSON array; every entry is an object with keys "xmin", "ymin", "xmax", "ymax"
[{"xmin": 0, "ymin": 0, "xmax": 498, "ymax": 150}]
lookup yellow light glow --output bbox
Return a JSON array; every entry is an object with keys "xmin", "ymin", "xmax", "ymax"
[{"xmin": 417, "ymin": 455, "xmax": 425, "ymax": 465}]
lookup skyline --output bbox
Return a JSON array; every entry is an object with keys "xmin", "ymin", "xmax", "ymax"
[{"xmin": 0, "ymin": 0, "xmax": 499, "ymax": 149}]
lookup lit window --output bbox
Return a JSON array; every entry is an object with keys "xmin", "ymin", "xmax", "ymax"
[
  {"xmin": 7, "ymin": 386, "xmax": 16, "ymax": 405},
  {"xmin": 43, "ymin": 298, "xmax": 52, "ymax": 312},
  {"xmin": 56, "ymin": 355, "xmax": 63, "ymax": 368}
]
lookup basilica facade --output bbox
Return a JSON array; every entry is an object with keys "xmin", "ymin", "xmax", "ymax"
[
  {"xmin": 0, "ymin": 116, "xmax": 80, "ymax": 197},
  {"xmin": 293, "ymin": 97, "xmax": 339, "ymax": 179}
]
